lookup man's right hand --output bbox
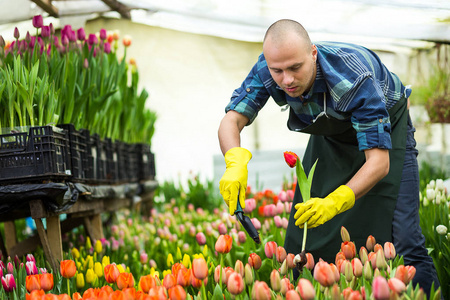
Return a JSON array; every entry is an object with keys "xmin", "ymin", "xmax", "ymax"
[{"xmin": 219, "ymin": 147, "xmax": 252, "ymax": 215}]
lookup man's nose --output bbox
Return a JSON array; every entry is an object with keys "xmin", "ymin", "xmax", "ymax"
[{"xmin": 283, "ymin": 72, "xmax": 294, "ymax": 86}]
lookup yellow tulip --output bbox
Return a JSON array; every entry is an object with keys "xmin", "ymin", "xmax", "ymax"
[
  {"xmin": 85, "ymin": 268, "xmax": 96, "ymax": 285},
  {"xmin": 150, "ymin": 267, "xmax": 159, "ymax": 279},
  {"xmin": 85, "ymin": 236, "xmax": 92, "ymax": 250},
  {"xmin": 162, "ymin": 269, "xmax": 172, "ymax": 279},
  {"xmin": 102, "ymin": 256, "xmax": 110, "ymax": 268},
  {"xmin": 71, "ymin": 248, "xmax": 80, "ymax": 260},
  {"xmin": 84, "ymin": 255, "xmax": 94, "ymax": 270},
  {"xmin": 76, "ymin": 261, "xmax": 83, "ymax": 272},
  {"xmin": 182, "ymin": 254, "xmax": 191, "ymax": 269},
  {"xmin": 94, "ymin": 240, "xmax": 103, "ymax": 253},
  {"xmin": 76, "ymin": 272, "xmax": 85, "ymax": 289},
  {"xmin": 202, "ymin": 245, "xmax": 208, "ymax": 257},
  {"xmin": 167, "ymin": 254, "xmax": 174, "ymax": 267},
  {"xmin": 176, "ymin": 248, "xmax": 182, "ymax": 261},
  {"xmin": 117, "ymin": 264, "xmax": 125, "ymax": 273},
  {"xmin": 192, "ymin": 253, "xmax": 205, "ymax": 260},
  {"xmin": 94, "ymin": 262, "xmax": 103, "ymax": 278}
]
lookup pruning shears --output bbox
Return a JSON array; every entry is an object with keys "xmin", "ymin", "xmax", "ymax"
[{"xmin": 235, "ymin": 200, "xmax": 261, "ymax": 244}]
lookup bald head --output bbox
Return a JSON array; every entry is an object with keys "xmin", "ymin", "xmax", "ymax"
[{"xmin": 263, "ymin": 19, "xmax": 312, "ymax": 51}]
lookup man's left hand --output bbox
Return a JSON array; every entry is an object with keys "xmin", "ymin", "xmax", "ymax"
[{"xmin": 294, "ymin": 185, "xmax": 355, "ymax": 228}]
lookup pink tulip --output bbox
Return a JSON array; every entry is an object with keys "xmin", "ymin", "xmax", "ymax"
[
  {"xmin": 227, "ymin": 272, "xmax": 244, "ymax": 295},
  {"xmin": 25, "ymin": 261, "xmax": 38, "ymax": 275},
  {"xmin": 274, "ymin": 215, "xmax": 283, "ymax": 228},
  {"xmin": 282, "ymin": 217, "xmax": 289, "ymax": 229},
  {"xmin": 252, "ymin": 280, "xmax": 272, "ymax": 300},
  {"xmin": 297, "ymin": 278, "xmax": 315, "ymax": 300},
  {"xmin": 196, "ymin": 232, "xmax": 206, "ymax": 245},
  {"xmin": 214, "ymin": 265, "xmax": 226, "ymax": 284},
  {"xmin": 251, "ymin": 218, "xmax": 261, "ymax": 230},
  {"xmin": 237, "ymin": 231, "xmax": 246, "ymax": 244},
  {"xmin": 351, "ymin": 258, "xmax": 363, "ymax": 277},
  {"xmin": 215, "ymin": 234, "xmax": 232, "ymax": 254},
  {"xmin": 286, "ymin": 253, "xmax": 296, "ymax": 269},
  {"xmin": 140, "ymin": 252, "xmax": 148, "ymax": 264},
  {"xmin": 287, "ymin": 189, "xmax": 295, "ymax": 201},
  {"xmin": 314, "ymin": 260, "xmax": 336, "ymax": 287},
  {"xmin": 286, "ymin": 290, "xmax": 301, "ymax": 300},
  {"xmin": 32, "ymin": 15, "xmax": 43, "ymax": 28},
  {"xmin": 305, "ymin": 253, "xmax": 315, "ymax": 270},
  {"xmin": 7, "ymin": 262, "xmax": 14, "ymax": 274},
  {"xmin": 248, "ymin": 253, "xmax": 262, "ymax": 270},
  {"xmin": 264, "ymin": 241, "xmax": 277, "ymax": 259},
  {"xmin": 244, "ymin": 198, "xmax": 256, "ymax": 213},
  {"xmin": 1, "ymin": 274, "xmax": 16, "ymax": 292},
  {"xmin": 280, "ymin": 277, "xmax": 292, "ymax": 295},
  {"xmin": 270, "ymin": 269, "xmax": 281, "ymax": 292},
  {"xmin": 192, "ymin": 257, "xmax": 208, "ymax": 281},
  {"xmin": 263, "ymin": 204, "xmax": 277, "ymax": 217},
  {"xmin": 99, "ymin": 28, "xmax": 107, "ymax": 40},
  {"xmin": 278, "ymin": 190, "xmax": 288, "ymax": 202},
  {"xmin": 276, "ymin": 202, "xmax": 284, "ymax": 214},
  {"xmin": 388, "ymin": 277, "xmax": 406, "ymax": 294},
  {"xmin": 234, "ymin": 260, "xmax": 244, "ymax": 277},
  {"xmin": 372, "ymin": 276, "xmax": 390, "ymax": 300},
  {"xmin": 218, "ymin": 223, "xmax": 227, "ymax": 235},
  {"xmin": 88, "ymin": 34, "xmax": 98, "ymax": 45},
  {"xmin": 383, "ymin": 242, "xmax": 396, "ymax": 260}
]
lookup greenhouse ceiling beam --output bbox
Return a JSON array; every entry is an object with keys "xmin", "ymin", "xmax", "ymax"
[
  {"xmin": 101, "ymin": 0, "xmax": 131, "ymax": 19},
  {"xmin": 30, "ymin": 0, "xmax": 59, "ymax": 18}
]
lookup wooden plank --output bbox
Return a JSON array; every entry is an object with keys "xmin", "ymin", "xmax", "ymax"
[
  {"xmin": 47, "ymin": 216, "xmax": 63, "ymax": 263},
  {"xmin": 30, "ymin": 0, "xmax": 59, "ymax": 17},
  {"xmin": 101, "ymin": 0, "xmax": 131, "ymax": 19},
  {"xmin": 34, "ymin": 218, "xmax": 58, "ymax": 272},
  {"xmin": 4, "ymin": 221, "xmax": 17, "ymax": 250},
  {"xmin": 8, "ymin": 235, "xmax": 40, "ymax": 258},
  {"xmin": 89, "ymin": 214, "xmax": 104, "ymax": 241}
]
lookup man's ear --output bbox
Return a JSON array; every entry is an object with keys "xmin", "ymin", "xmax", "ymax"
[{"xmin": 311, "ymin": 44, "xmax": 318, "ymax": 61}]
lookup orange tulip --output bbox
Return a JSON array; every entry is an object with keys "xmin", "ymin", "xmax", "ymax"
[
  {"xmin": 122, "ymin": 287, "xmax": 136, "ymax": 299},
  {"xmin": 270, "ymin": 269, "xmax": 281, "ymax": 292},
  {"xmin": 351, "ymin": 258, "xmax": 363, "ymax": 278},
  {"xmin": 72, "ymin": 292, "xmax": 82, "ymax": 300},
  {"xmin": 116, "ymin": 272, "xmax": 135, "ymax": 290},
  {"xmin": 366, "ymin": 235, "xmax": 376, "ymax": 252},
  {"xmin": 40, "ymin": 273, "xmax": 54, "ymax": 292},
  {"xmin": 388, "ymin": 277, "xmax": 406, "ymax": 294},
  {"xmin": 215, "ymin": 234, "xmax": 232, "ymax": 254},
  {"xmin": 394, "ymin": 265, "xmax": 416, "ymax": 285},
  {"xmin": 60, "ymin": 260, "xmax": 76, "ymax": 278},
  {"xmin": 139, "ymin": 274, "xmax": 157, "ymax": 293},
  {"xmin": 275, "ymin": 246, "xmax": 287, "ymax": 264},
  {"xmin": 122, "ymin": 35, "xmax": 132, "ymax": 47},
  {"xmin": 171, "ymin": 262, "xmax": 183, "ymax": 279},
  {"xmin": 168, "ymin": 284, "xmax": 186, "ymax": 300},
  {"xmin": 109, "ymin": 290, "xmax": 125, "ymax": 300},
  {"xmin": 176, "ymin": 266, "xmax": 191, "ymax": 287},
  {"xmin": 374, "ymin": 243, "xmax": 383, "ymax": 253},
  {"xmin": 149, "ymin": 286, "xmax": 168, "ymax": 299},
  {"xmin": 26, "ymin": 274, "xmax": 41, "ymax": 293},
  {"xmin": 313, "ymin": 260, "xmax": 336, "ymax": 287},
  {"xmin": 227, "ymin": 271, "xmax": 244, "ymax": 295},
  {"xmin": 26, "ymin": 289, "xmax": 45, "ymax": 300},
  {"xmin": 341, "ymin": 241, "xmax": 356, "ymax": 259},
  {"xmin": 264, "ymin": 241, "xmax": 277, "ymax": 259},
  {"xmin": 280, "ymin": 277, "xmax": 293, "ymax": 295},
  {"xmin": 304, "ymin": 253, "xmax": 315, "ymax": 270},
  {"xmin": 286, "ymin": 253, "xmax": 296, "ymax": 269},
  {"xmin": 190, "ymin": 269, "xmax": 207, "ymax": 288},
  {"xmin": 104, "ymin": 263, "xmax": 120, "ymax": 283},
  {"xmin": 286, "ymin": 290, "xmax": 301, "ymax": 300},
  {"xmin": 283, "ymin": 151, "xmax": 298, "ymax": 168},
  {"xmin": 248, "ymin": 253, "xmax": 262, "ymax": 270},
  {"xmin": 163, "ymin": 273, "xmax": 177, "ymax": 290},
  {"xmin": 192, "ymin": 257, "xmax": 208, "ymax": 280},
  {"xmin": 83, "ymin": 288, "xmax": 99, "ymax": 298}
]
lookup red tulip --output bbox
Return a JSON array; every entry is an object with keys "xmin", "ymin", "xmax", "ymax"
[
  {"xmin": 192, "ymin": 257, "xmax": 208, "ymax": 280},
  {"xmin": 372, "ymin": 276, "xmax": 390, "ymax": 300},
  {"xmin": 215, "ymin": 234, "xmax": 232, "ymax": 254},
  {"xmin": 313, "ymin": 260, "xmax": 336, "ymax": 287},
  {"xmin": 227, "ymin": 271, "xmax": 244, "ymax": 295},
  {"xmin": 60, "ymin": 260, "xmax": 76, "ymax": 279},
  {"xmin": 297, "ymin": 278, "xmax": 315, "ymax": 300},
  {"xmin": 264, "ymin": 241, "xmax": 277, "ymax": 259},
  {"xmin": 284, "ymin": 151, "xmax": 299, "ymax": 168}
]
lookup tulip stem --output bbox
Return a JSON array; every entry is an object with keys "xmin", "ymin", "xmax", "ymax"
[
  {"xmin": 201, "ymin": 281, "xmax": 207, "ymax": 300},
  {"xmin": 219, "ymin": 254, "xmax": 224, "ymax": 291},
  {"xmin": 67, "ymin": 278, "xmax": 71, "ymax": 298},
  {"xmin": 301, "ymin": 222, "xmax": 308, "ymax": 252}
]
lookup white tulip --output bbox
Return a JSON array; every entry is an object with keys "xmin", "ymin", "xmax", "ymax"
[
  {"xmin": 436, "ymin": 225, "xmax": 448, "ymax": 235},
  {"xmin": 426, "ymin": 188, "xmax": 436, "ymax": 200},
  {"xmin": 429, "ymin": 180, "xmax": 436, "ymax": 189},
  {"xmin": 436, "ymin": 179, "xmax": 444, "ymax": 191}
]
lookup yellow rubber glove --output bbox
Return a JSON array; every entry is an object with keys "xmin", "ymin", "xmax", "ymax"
[
  {"xmin": 294, "ymin": 185, "xmax": 355, "ymax": 228},
  {"xmin": 219, "ymin": 147, "xmax": 252, "ymax": 215}
]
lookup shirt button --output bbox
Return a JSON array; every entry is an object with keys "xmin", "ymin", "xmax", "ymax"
[
  {"xmin": 379, "ymin": 119, "xmax": 383, "ymax": 123},
  {"xmin": 246, "ymin": 88, "xmax": 251, "ymax": 92}
]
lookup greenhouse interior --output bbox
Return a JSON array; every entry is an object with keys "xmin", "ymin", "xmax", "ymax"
[{"xmin": 0, "ymin": 0, "xmax": 449, "ymax": 299}]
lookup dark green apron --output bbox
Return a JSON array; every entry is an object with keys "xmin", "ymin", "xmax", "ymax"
[{"xmin": 284, "ymin": 94, "xmax": 409, "ymax": 264}]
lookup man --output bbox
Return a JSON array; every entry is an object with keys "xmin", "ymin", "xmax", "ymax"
[{"xmin": 218, "ymin": 19, "xmax": 440, "ymax": 295}]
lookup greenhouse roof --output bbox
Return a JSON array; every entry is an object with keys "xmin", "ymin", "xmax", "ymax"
[{"xmin": 0, "ymin": 0, "xmax": 449, "ymax": 51}]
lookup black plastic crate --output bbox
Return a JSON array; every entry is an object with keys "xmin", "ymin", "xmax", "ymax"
[
  {"xmin": 104, "ymin": 138, "xmax": 118, "ymax": 183},
  {"xmin": 127, "ymin": 144, "xmax": 139, "ymax": 182},
  {"xmin": 0, "ymin": 126, "xmax": 71, "ymax": 184},
  {"xmin": 136, "ymin": 143, "xmax": 156, "ymax": 180},
  {"xmin": 83, "ymin": 132, "xmax": 107, "ymax": 184},
  {"xmin": 115, "ymin": 141, "xmax": 134, "ymax": 183},
  {"xmin": 57, "ymin": 124, "xmax": 88, "ymax": 182}
]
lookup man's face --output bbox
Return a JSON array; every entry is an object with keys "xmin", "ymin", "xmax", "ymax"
[{"xmin": 263, "ymin": 35, "xmax": 317, "ymax": 98}]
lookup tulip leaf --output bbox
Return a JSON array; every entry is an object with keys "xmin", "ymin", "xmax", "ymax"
[{"xmin": 211, "ymin": 284, "xmax": 223, "ymax": 300}]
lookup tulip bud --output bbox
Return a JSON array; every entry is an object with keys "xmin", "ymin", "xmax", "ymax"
[
  {"xmin": 388, "ymin": 277, "xmax": 406, "ymax": 294},
  {"xmin": 32, "ymin": 15, "xmax": 43, "ymax": 28},
  {"xmin": 363, "ymin": 260, "xmax": 373, "ymax": 281},
  {"xmin": 244, "ymin": 263, "xmax": 253, "ymax": 285},
  {"xmin": 375, "ymin": 249, "xmax": 387, "ymax": 270},
  {"xmin": 264, "ymin": 241, "xmax": 277, "ymax": 259},
  {"xmin": 284, "ymin": 151, "xmax": 298, "ymax": 168},
  {"xmin": 372, "ymin": 276, "xmax": 390, "ymax": 300},
  {"xmin": 14, "ymin": 27, "xmax": 20, "ymax": 39},
  {"xmin": 359, "ymin": 246, "xmax": 369, "ymax": 265},
  {"xmin": 286, "ymin": 290, "xmax": 301, "ymax": 300},
  {"xmin": 85, "ymin": 268, "xmax": 96, "ymax": 285},
  {"xmin": 351, "ymin": 258, "xmax": 363, "ymax": 278},
  {"xmin": 280, "ymin": 277, "xmax": 292, "ymax": 295},
  {"xmin": 270, "ymin": 269, "xmax": 281, "ymax": 292},
  {"xmin": 122, "ymin": 35, "xmax": 132, "ymax": 47},
  {"xmin": 76, "ymin": 272, "xmax": 85, "ymax": 289},
  {"xmin": 297, "ymin": 278, "xmax": 315, "ymax": 300},
  {"xmin": 227, "ymin": 272, "xmax": 244, "ymax": 295},
  {"xmin": 99, "ymin": 29, "xmax": 107, "ymax": 40},
  {"xmin": 41, "ymin": 26, "xmax": 50, "ymax": 38},
  {"xmin": 340, "ymin": 226, "xmax": 351, "ymax": 242},
  {"xmin": 248, "ymin": 253, "xmax": 262, "ymax": 270},
  {"xmin": 366, "ymin": 235, "xmax": 376, "ymax": 252}
]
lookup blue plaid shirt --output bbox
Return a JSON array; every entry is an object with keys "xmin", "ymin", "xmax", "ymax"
[{"xmin": 225, "ymin": 42, "xmax": 411, "ymax": 151}]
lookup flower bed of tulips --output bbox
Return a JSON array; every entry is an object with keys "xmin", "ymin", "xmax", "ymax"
[{"xmin": 0, "ymin": 173, "xmax": 446, "ymax": 299}]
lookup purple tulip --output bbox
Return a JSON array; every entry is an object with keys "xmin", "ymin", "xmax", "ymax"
[
  {"xmin": 61, "ymin": 25, "xmax": 72, "ymax": 37},
  {"xmin": 49, "ymin": 23, "xmax": 55, "ymax": 35},
  {"xmin": 0, "ymin": 35, "xmax": 5, "ymax": 48},
  {"xmin": 196, "ymin": 232, "xmax": 206, "ymax": 245},
  {"xmin": 99, "ymin": 28, "xmax": 107, "ymax": 40},
  {"xmin": 25, "ymin": 31, "xmax": 31, "ymax": 43},
  {"xmin": 6, "ymin": 262, "xmax": 13, "ymax": 274},
  {"xmin": 41, "ymin": 26, "xmax": 50, "ymax": 38},
  {"xmin": 88, "ymin": 34, "xmax": 98, "ymax": 45},
  {"xmin": 61, "ymin": 35, "xmax": 69, "ymax": 46},
  {"xmin": 1, "ymin": 274, "xmax": 16, "ymax": 292},
  {"xmin": 32, "ymin": 15, "xmax": 43, "ymax": 29},
  {"xmin": 14, "ymin": 27, "xmax": 20, "ymax": 39},
  {"xmin": 77, "ymin": 28, "xmax": 86, "ymax": 41}
]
